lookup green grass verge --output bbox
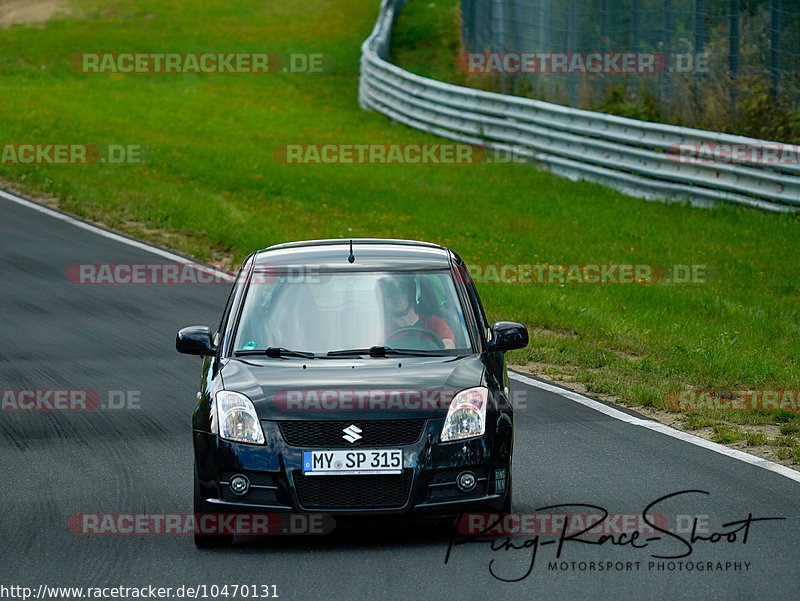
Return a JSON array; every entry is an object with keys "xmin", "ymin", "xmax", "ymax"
[{"xmin": 0, "ymin": 0, "xmax": 799, "ymax": 457}]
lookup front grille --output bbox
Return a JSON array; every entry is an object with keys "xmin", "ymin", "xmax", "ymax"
[
  {"xmin": 294, "ymin": 472, "xmax": 412, "ymax": 509},
  {"xmin": 278, "ymin": 419, "xmax": 427, "ymax": 448},
  {"xmin": 221, "ymin": 486, "xmax": 278, "ymax": 504}
]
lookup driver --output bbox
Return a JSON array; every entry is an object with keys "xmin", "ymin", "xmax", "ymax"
[{"xmin": 381, "ymin": 277, "xmax": 456, "ymax": 349}]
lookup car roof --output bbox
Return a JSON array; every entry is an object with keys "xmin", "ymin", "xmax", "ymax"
[{"xmin": 254, "ymin": 238, "xmax": 454, "ymax": 271}]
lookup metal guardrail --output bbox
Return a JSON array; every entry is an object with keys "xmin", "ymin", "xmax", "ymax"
[{"xmin": 359, "ymin": 0, "xmax": 800, "ymax": 213}]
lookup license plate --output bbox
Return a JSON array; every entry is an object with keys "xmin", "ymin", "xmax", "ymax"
[{"xmin": 302, "ymin": 449, "xmax": 403, "ymax": 475}]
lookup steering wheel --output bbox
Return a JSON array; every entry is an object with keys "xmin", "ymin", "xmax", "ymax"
[{"xmin": 383, "ymin": 326, "xmax": 445, "ymax": 350}]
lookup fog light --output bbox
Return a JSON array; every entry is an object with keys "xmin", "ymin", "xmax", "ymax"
[
  {"xmin": 457, "ymin": 471, "xmax": 476, "ymax": 492},
  {"xmin": 229, "ymin": 474, "xmax": 250, "ymax": 495}
]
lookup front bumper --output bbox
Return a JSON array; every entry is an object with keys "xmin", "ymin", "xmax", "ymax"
[{"xmin": 194, "ymin": 417, "xmax": 512, "ymax": 517}]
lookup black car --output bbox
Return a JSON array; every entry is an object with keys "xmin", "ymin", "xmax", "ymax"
[{"xmin": 177, "ymin": 238, "xmax": 528, "ymax": 547}]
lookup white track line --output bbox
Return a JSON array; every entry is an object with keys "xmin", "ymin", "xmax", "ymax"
[
  {"xmin": 0, "ymin": 188, "xmax": 234, "ymax": 282},
  {"xmin": 2, "ymin": 188, "xmax": 797, "ymax": 483},
  {"xmin": 510, "ymin": 371, "xmax": 800, "ymax": 483}
]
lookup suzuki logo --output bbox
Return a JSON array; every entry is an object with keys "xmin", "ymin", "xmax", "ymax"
[{"xmin": 342, "ymin": 424, "xmax": 362, "ymax": 443}]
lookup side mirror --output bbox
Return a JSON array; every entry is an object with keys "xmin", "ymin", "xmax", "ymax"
[
  {"xmin": 176, "ymin": 325, "xmax": 216, "ymax": 356},
  {"xmin": 488, "ymin": 321, "xmax": 528, "ymax": 352}
]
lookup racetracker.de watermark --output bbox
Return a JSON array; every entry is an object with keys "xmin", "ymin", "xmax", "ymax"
[
  {"xmin": 458, "ymin": 512, "xmax": 669, "ymax": 536},
  {"xmin": 274, "ymin": 388, "xmax": 467, "ymax": 411},
  {"xmin": 69, "ymin": 513, "xmax": 334, "ymax": 535},
  {"xmin": 666, "ymin": 389, "xmax": 800, "ymax": 412},
  {"xmin": 465, "ymin": 263, "xmax": 711, "ymax": 285},
  {"xmin": 457, "ymin": 52, "xmax": 709, "ymax": 74},
  {"xmin": 274, "ymin": 143, "xmax": 486, "ymax": 164},
  {"xmin": 65, "ymin": 263, "xmax": 330, "ymax": 285},
  {"xmin": 1, "ymin": 144, "xmax": 149, "ymax": 165},
  {"xmin": 1, "ymin": 390, "xmax": 141, "ymax": 411},
  {"xmin": 668, "ymin": 142, "xmax": 800, "ymax": 166},
  {"xmin": 67, "ymin": 262, "xmax": 234, "ymax": 285},
  {"xmin": 69, "ymin": 52, "xmax": 332, "ymax": 74}
]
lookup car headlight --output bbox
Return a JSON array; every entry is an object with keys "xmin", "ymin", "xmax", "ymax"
[
  {"xmin": 440, "ymin": 386, "xmax": 488, "ymax": 442},
  {"xmin": 215, "ymin": 391, "xmax": 265, "ymax": 444}
]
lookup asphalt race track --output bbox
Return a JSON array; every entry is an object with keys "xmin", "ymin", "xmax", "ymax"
[{"xmin": 1, "ymin": 191, "xmax": 798, "ymax": 601}]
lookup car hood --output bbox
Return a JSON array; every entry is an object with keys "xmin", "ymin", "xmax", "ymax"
[{"xmin": 219, "ymin": 355, "xmax": 487, "ymax": 420}]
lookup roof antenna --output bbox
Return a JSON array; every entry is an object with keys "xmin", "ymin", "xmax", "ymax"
[{"xmin": 348, "ymin": 239, "xmax": 355, "ymax": 263}]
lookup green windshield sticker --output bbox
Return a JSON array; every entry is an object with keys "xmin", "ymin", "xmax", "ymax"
[{"xmin": 242, "ymin": 341, "xmax": 258, "ymax": 350}]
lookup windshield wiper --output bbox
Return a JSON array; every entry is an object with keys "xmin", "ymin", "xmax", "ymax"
[
  {"xmin": 326, "ymin": 346, "xmax": 448, "ymax": 357},
  {"xmin": 234, "ymin": 347, "xmax": 316, "ymax": 359}
]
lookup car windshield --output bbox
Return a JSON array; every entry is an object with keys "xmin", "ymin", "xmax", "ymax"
[{"xmin": 232, "ymin": 268, "xmax": 472, "ymax": 356}]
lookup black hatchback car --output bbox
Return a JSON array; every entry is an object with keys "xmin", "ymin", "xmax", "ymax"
[{"xmin": 177, "ymin": 239, "xmax": 528, "ymax": 547}]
